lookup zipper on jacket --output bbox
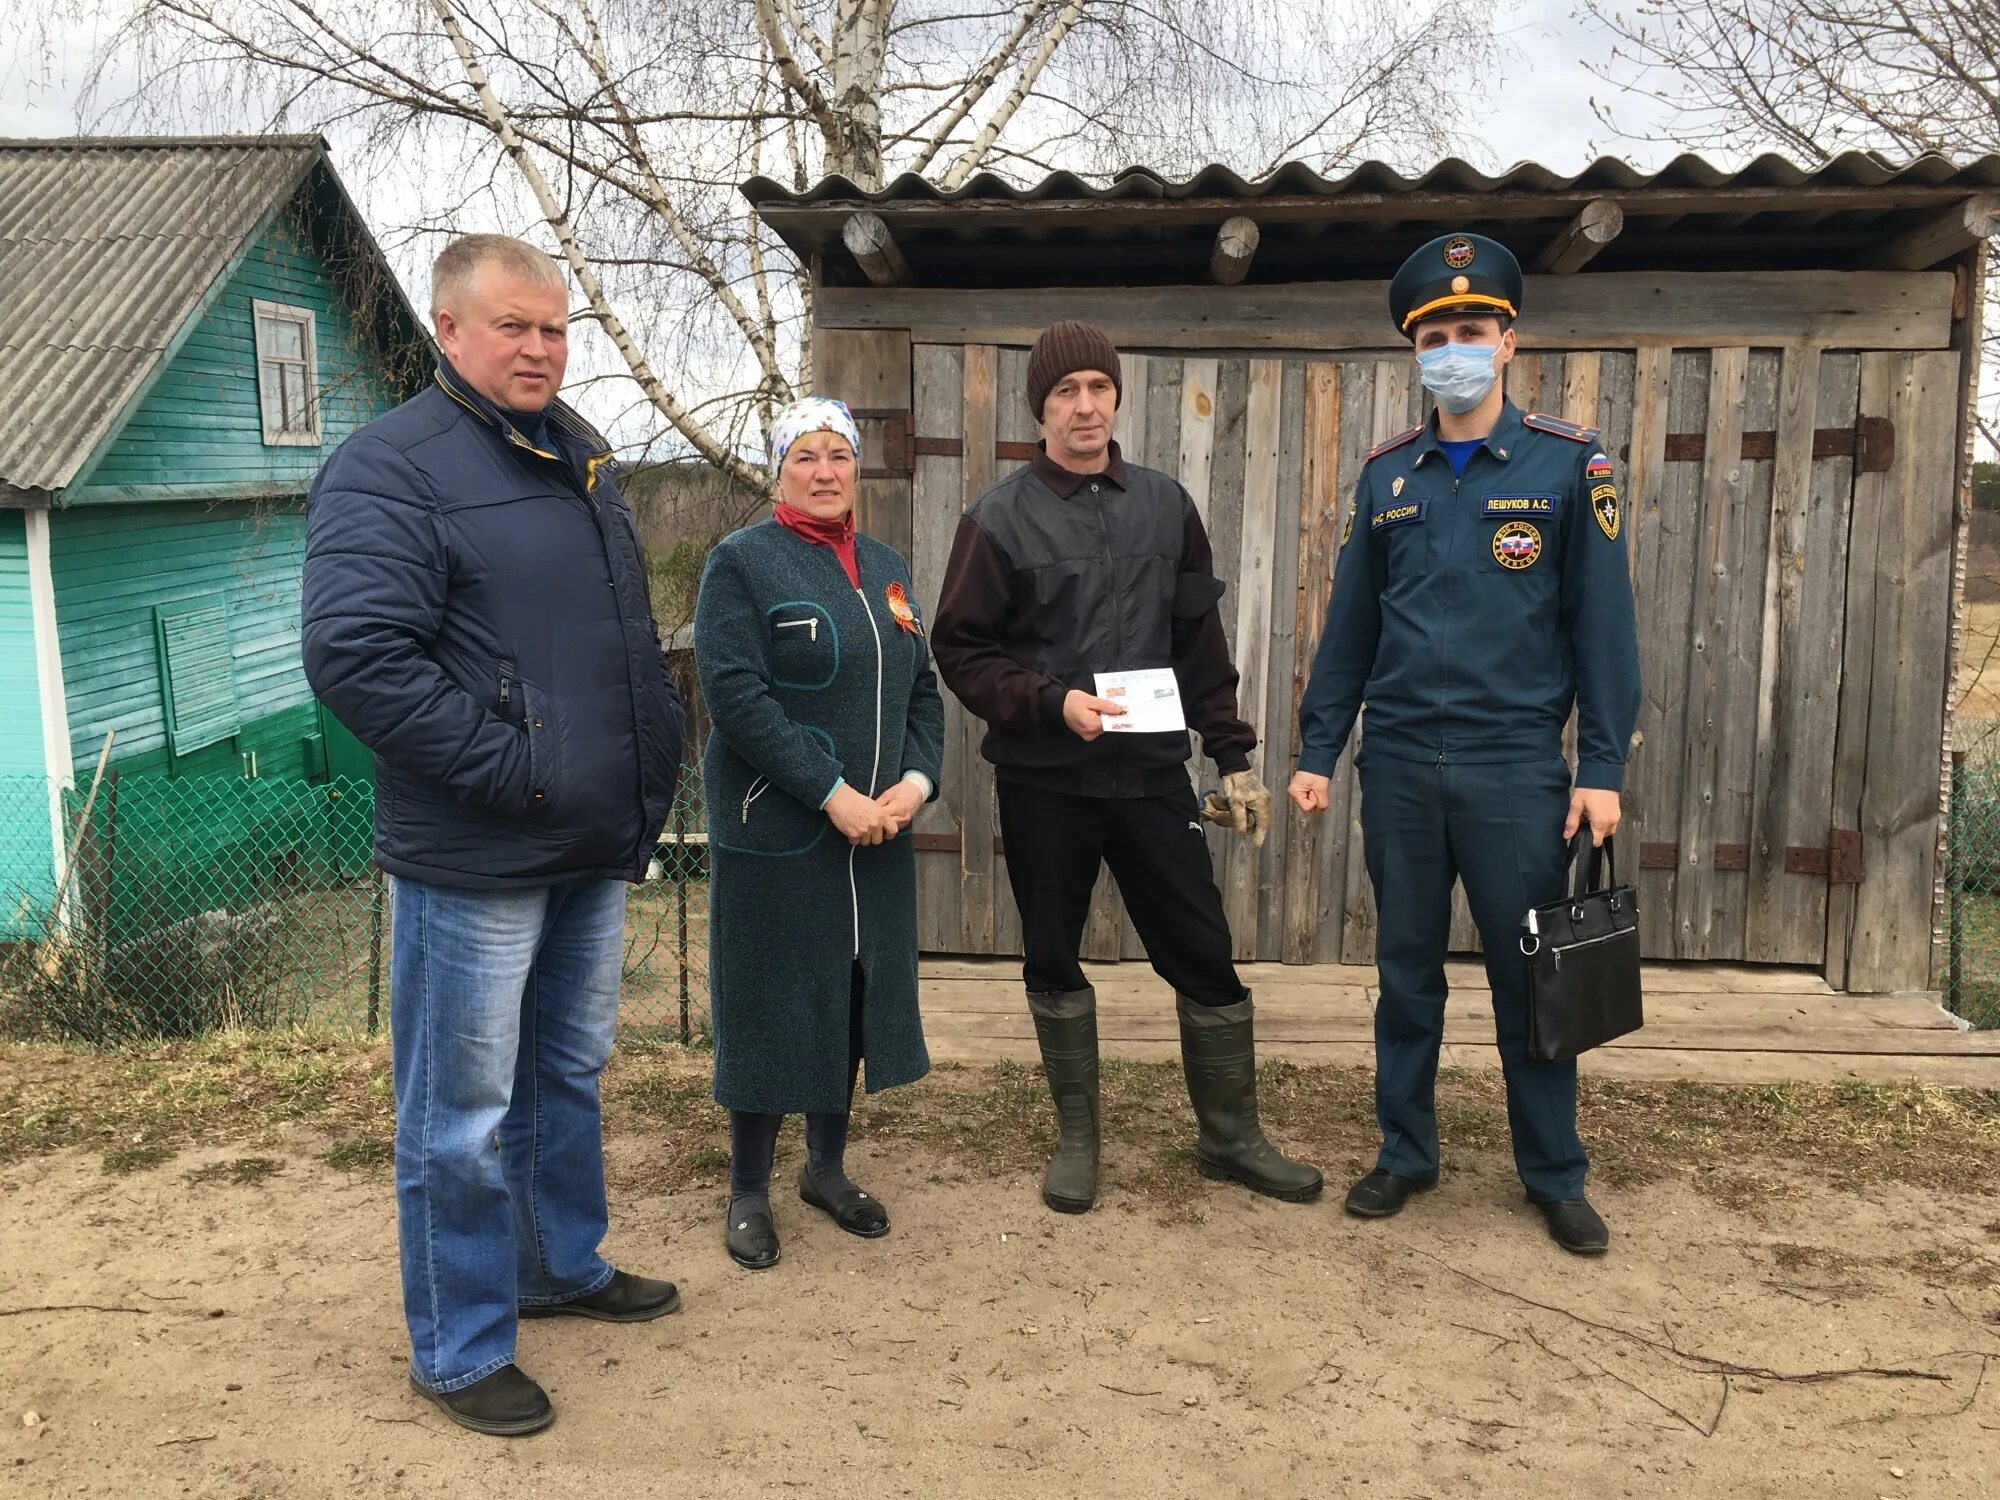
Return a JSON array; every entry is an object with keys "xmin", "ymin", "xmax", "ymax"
[
  {"xmin": 1440, "ymin": 474, "xmax": 1458, "ymax": 766},
  {"xmin": 499, "ymin": 660, "xmax": 515, "ymax": 712},
  {"xmin": 776, "ymin": 617, "xmax": 818, "ymax": 643},
  {"xmin": 850, "ymin": 583, "xmax": 887, "ymax": 960},
  {"xmin": 1095, "ymin": 486, "xmax": 1126, "ymax": 667},
  {"xmin": 740, "ymin": 776, "xmax": 771, "ymax": 824}
]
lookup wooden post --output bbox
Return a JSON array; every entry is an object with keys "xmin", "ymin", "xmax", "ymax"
[
  {"xmin": 1530, "ymin": 198, "xmax": 1624, "ymax": 274},
  {"xmin": 1873, "ymin": 195, "xmax": 1999, "ymax": 271},
  {"xmin": 842, "ymin": 211, "xmax": 912, "ymax": 286},
  {"xmin": 1210, "ymin": 215, "xmax": 1260, "ymax": 285}
]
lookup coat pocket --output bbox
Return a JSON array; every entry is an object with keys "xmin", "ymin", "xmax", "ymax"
[
  {"xmin": 709, "ymin": 730, "xmax": 836, "ymax": 857},
  {"xmin": 768, "ymin": 601, "xmax": 839, "ymax": 691},
  {"xmin": 510, "ymin": 669, "xmax": 562, "ymax": 815}
]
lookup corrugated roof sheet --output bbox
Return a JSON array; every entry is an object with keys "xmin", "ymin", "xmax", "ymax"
[
  {"xmin": 744, "ymin": 150, "xmax": 2000, "ymax": 207},
  {"xmin": 0, "ymin": 136, "xmax": 325, "ymax": 498}
]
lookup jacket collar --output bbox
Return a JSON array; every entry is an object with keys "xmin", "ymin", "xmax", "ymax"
[
  {"xmin": 1413, "ymin": 399, "xmax": 1524, "ymax": 468},
  {"xmin": 433, "ymin": 359, "xmax": 615, "ymax": 468},
  {"xmin": 1031, "ymin": 438, "xmax": 1130, "ymax": 498}
]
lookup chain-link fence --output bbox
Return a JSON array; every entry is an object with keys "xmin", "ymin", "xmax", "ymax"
[
  {"xmin": 1948, "ymin": 720, "xmax": 2000, "ymax": 1029},
  {"xmin": 0, "ymin": 768, "xmax": 711, "ymax": 1046}
]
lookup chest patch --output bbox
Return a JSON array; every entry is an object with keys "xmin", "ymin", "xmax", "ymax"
[
  {"xmin": 1482, "ymin": 493, "xmax": 1556, "ymax": 517},
  {"xmin": 1370, "ymin": 499, "xmax": 1425, "ymax": 532},
  {"xmin": 1492, "ymin": 521, "xmax": 1543, "ymax": 570}
]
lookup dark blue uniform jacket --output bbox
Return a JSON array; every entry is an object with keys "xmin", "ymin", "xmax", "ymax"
[{"xmin": 1297, "ymin": 401, "xmax": 1640, "ymax": 791}]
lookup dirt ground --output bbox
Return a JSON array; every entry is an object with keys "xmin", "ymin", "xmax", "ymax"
[{"xmin": 2, "ymin": 1044, "xmax": 1998, "ymax": 1500}]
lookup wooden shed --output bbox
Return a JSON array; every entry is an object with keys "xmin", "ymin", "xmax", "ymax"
[
  {"xmin": 745, "ymin": 154, "xmax": 1999, "ymax": 995},
  {"xmin": 0, "ymin": 136, "xmax": 425, "ymax": 931}
]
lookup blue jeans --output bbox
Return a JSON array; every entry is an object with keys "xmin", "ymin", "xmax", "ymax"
[{"xmin": 390, "ymin": 874, "xmax": 627, "ymax": 1393}]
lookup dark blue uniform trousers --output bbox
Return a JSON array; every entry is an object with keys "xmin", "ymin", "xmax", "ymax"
[{"xmin": 1359, "ymin": 753, "xmax": 1587, "ymax": 1201}]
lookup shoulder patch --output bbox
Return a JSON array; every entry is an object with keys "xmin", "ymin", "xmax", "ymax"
[
  {"xmin": 1522, "ymin": 412, "xmax": 1601, "ymax": 444},
  {"xmin": 1364, "ymin": 425, "xmax": 1423, "ymax": 463}
]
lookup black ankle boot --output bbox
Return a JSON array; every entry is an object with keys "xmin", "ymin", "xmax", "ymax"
[{"xmin": 411, "ymin": 1364, "xmax": 553, "ymax": 1436}]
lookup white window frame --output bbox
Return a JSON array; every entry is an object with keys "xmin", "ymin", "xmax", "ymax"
[{"xmin": 252, "ymin": 298, "xmax": 322, "ymax": 447}]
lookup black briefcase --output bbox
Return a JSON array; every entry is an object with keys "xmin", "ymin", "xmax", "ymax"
[{"xmin": 1521, "ymin": 833, "xmax": 1643, "ymax": 1062}]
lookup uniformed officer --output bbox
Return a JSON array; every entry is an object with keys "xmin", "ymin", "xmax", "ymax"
[{"xmin": 1289, "ymin": 233, "xmax": 1641, "ymax": 1255}]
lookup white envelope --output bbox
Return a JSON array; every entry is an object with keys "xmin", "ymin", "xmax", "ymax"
[{"xmin": 1093, "ymin": 668, "xmax": 1186, "ymax": 734}]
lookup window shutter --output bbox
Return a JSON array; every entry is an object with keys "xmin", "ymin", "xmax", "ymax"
[{"xmin": 156, "ymin": 599, "xmax": 241, "ymax": 757}]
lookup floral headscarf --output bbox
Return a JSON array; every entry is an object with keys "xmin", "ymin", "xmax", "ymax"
[{"xmin": 768, "ymin": 397, "xmax": 862, "ymax": 473}]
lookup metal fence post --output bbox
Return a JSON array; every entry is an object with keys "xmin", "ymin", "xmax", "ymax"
[
  {"xmin": 675, "ymin": 793, "xmax": 691, "ymax": 1046},
  {"xmin": 366, "ymin": 864, "xmax": 386, "ymax": 1037},
  {"xmin": 1950, "ymin": 747, "xmax": 1966, "ymax": 1017}
]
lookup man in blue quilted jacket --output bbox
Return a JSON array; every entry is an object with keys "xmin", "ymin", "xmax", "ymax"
[{"xmin": 302, "ymin": 234, "xmax": 686, "ymax": 1436}]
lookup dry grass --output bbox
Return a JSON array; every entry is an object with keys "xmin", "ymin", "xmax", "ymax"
[{"xmin": 3, "ymin": 1037, "xmax": 1996, "ymax": 1209}]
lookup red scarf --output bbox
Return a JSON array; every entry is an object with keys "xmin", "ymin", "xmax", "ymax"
[{"xmin": 774, "ymin": 502, "xmax": 860, "ymax": 588}]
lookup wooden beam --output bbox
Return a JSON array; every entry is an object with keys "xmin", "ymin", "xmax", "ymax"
[
  {"xmin": 756, "ymin": 182, "xmax": 1980, "ymax": 243},
  {"xmin": 815, "ymin": 269, "xmax": 1955, "ymax": 351},
  {"xmin": 1209, "ymin": 214, "xmax": 1260, "ymax": 285},
  {"xmin": 1872, "ymin": 194, "xmax": 2000, "ymax": 271},
  {"xmin": 841, "ymin": 210, "xmax": 911, "ymax": 286},
  {"xmin": 1530, "ymin": 197, "xmax": 1624, "ymax": 274}
]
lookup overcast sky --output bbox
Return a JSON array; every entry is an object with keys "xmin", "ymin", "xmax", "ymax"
[{"xmin": 7, "ymin": 3, "xmax": 1988, "ymax": 458}]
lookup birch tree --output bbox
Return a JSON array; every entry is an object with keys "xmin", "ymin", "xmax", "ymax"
[
  {"xmin": 1585, "ymin": 0, "xmax": 1999, "ymax": 450},
  {"xmin": 55, "ymin": 0, "xmax": 1496, "ymax": 495}
]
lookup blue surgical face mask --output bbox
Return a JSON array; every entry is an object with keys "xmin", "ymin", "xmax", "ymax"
[{"xmin": 1416, "ymin": 340, "xmax": 1500, "ymax": 414}]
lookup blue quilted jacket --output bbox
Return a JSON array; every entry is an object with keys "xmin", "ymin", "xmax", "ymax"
[{"xmin": 302, "ymin": 361, "xmax": 685, "ymax": 888}]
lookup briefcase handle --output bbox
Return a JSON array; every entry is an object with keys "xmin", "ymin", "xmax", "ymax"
[{"xmin": 1564, "ymin": 831, "xmax": 1618, "ymax": 900}]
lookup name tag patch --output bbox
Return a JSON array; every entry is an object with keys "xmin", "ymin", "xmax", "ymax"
[
  {"xmin": 1370, "ymin": 499, "xmax": 1425, "ymax": 532},
  {"xmin": 1482, "ymin": 493, "xmax": 1556, "ymax": 517}
]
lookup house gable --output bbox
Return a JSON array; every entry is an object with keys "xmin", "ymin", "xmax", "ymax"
[{"xmin": 65, "ymin": 197, "xmax": 413, "ymax": 504}]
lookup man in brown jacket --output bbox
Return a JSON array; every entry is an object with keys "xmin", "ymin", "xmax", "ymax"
[{"xmin": 931, "ymin": 320, "xmax": 1321, "ymax": 1215}]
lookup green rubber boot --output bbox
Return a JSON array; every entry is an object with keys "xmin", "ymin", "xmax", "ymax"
[
  {"xmin": 1177, "ymin": 992, "xmax": 1324, "ymax": 1202},
  {"xmin": 1027, "ymin": 987, "xmax": 1100, "ymax": 1213}
]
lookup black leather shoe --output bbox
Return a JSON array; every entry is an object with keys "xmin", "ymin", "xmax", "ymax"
[
  {"xmin": 411, "ymin": 1364, "xmax": 552, "ymax": 1436},
  {"xmin": 1533, "ymin": 1196, "xmax": 1610, "ymax": 1255},
  {"xmin": 1343, "ymin": 1169, "xmax": 1436, "ymax": 1219},
  {"xmin": 519, "ymin": 1269, "xmax": 681, "ymax": 1322},
  {"xmin": 798, "ymin": 1167, "xmax": 890, "ymax": 1238},
  {"xmin": 727, "ymin": 1207, "xmax": 782, "ymax": 1270}
]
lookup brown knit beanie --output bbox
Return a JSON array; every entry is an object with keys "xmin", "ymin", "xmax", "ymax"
[{"xmin": 1026, "ymin": 321, "xmax": 1122, "ymax": 420}]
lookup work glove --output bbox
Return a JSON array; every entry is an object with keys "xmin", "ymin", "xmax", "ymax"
[{"xmin": 1200, "ymin": 769, "xmax": 1273, "ymax": 849}]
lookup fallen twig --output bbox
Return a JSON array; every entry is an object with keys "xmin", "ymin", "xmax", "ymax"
[
  {"xmin": 362, "ymin": 1415, "xmax": 430, "ymax": 1427},
  {"xmin": 1277, "ymin": 1355, "xmax": 1344, "ymax": 1403},
  {"xmin": 1951, "ymin": 1352, "xmax": 1995, "ymax": 1418},
  {"xmin": 154, "ymin": 1435, "xmax": 216, "ymax": 1447},
  {"xmin": 1449, "ymin": 1320, "xmax": 1518, "ymax": 1354},
  {"xmin": 1419, "ymin": 1253, "xmax": 1951, "ymax": 1386},
  {"xmin": 1582, "ymin": 1353, "xmax": 1710, "ymax": 1437},
  {"xmin": 1099, "ymin": 1383, "xmax": 1163, "ymax": 1398},
  {"xmin": 0, "ymin": 1304, "xmax": 147, "ymax": 1318}
]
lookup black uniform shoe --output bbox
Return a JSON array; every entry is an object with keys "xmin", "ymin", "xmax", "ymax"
[
  {"xmin": 726, "ymin": 1207, "xmax": 782, "ymax": 1270},
  {"xmin": 411, "ymin": 1364, "xmax": 553, "ymax": 1437},
  {"xmin": 1343, "ymin": 1169, "xmax": 1437, "ymax": 1219},
  {"xmin": 1533, "ymin": 1196, "xmax": 1610, "ymax": 1255},
  {"xmin": 519, "ymin": 1269, "xmax": 681, "ymax": 1322}
]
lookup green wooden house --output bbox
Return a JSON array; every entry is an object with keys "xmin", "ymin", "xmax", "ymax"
[{"xmin": 0, "ymin": 136, "xmax": 427, "ymax": 942}]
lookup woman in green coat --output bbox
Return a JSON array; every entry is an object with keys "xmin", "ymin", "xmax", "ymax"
[{"xmin": 694, "ymin": 398, "xmax": 946, "ymax": 1271}]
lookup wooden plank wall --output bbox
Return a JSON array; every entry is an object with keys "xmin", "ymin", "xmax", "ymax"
[{"xmin": 878, "ymin": 337, "xmax": 1955, "ymax": 994}]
